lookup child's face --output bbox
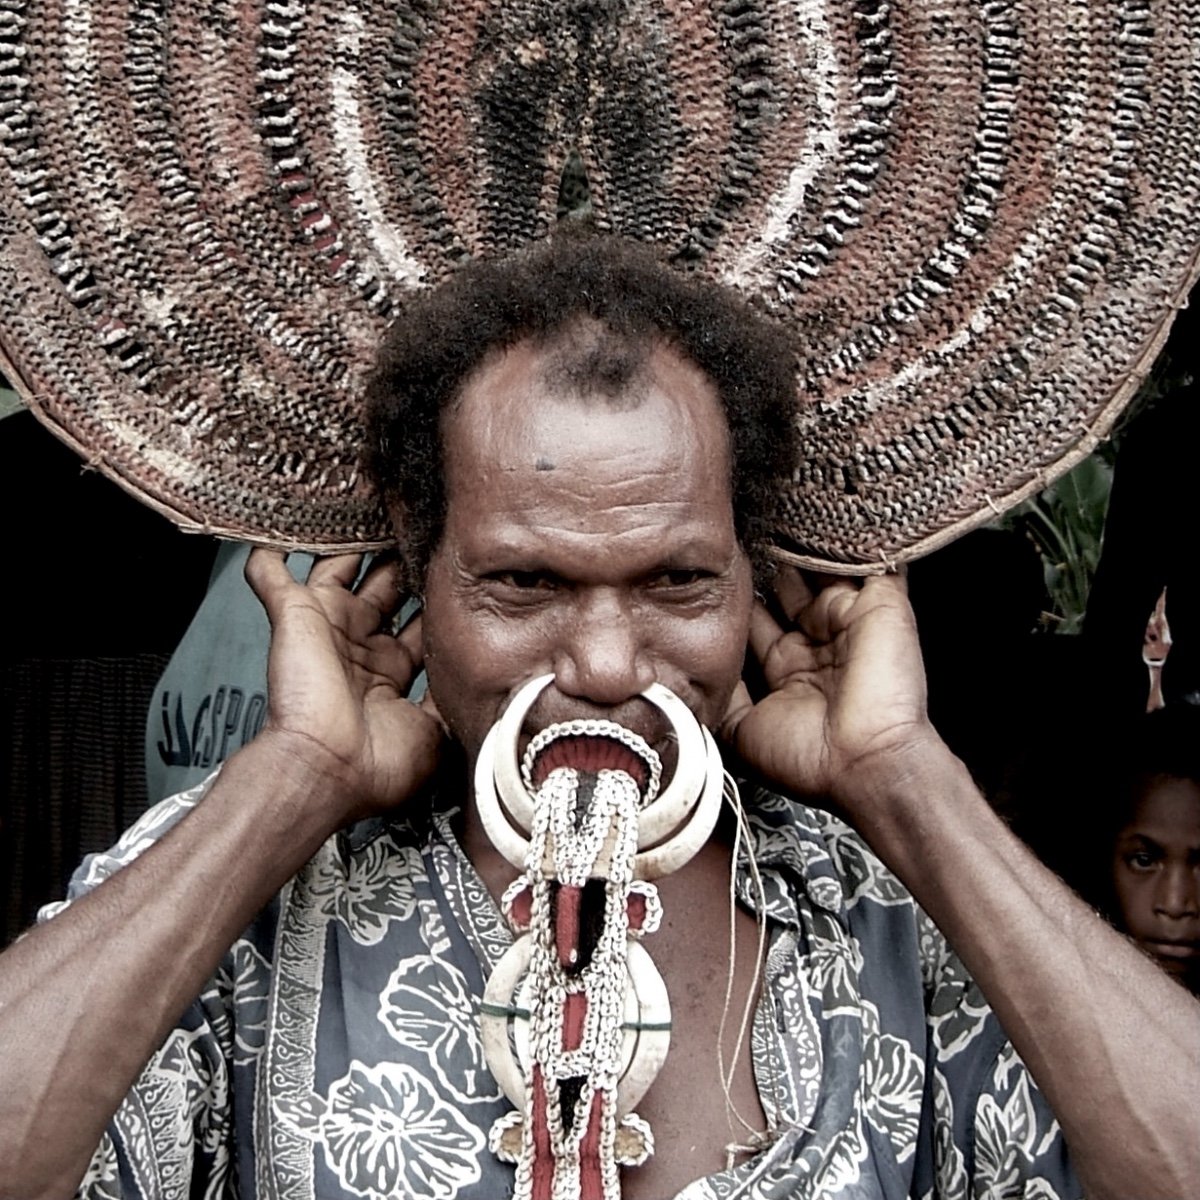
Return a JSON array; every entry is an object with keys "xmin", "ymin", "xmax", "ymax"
[{"xmin": 1111, "ymin": 775, "xmax": 1200, "ymax": 987}]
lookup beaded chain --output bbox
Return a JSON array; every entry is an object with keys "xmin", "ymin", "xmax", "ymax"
[{"xmin": 482, "ymin": 720, "xmax": 678, "ymax": 1199}]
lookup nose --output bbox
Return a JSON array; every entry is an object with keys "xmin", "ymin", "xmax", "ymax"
[
  {"xmin": 552, "ymin": 589, "xmax": 654, "ymax": 707},
  {"xmin": 1155, "ymin": 865, "xmax": 1200, "ymax": 920}
]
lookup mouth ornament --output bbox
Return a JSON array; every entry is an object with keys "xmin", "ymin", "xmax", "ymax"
[{"xmin": 475, "ymin": 674, "xmax": 725, "ymax": 1200}]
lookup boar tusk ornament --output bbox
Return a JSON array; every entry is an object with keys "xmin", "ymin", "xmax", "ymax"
[{"xmin": 475, "ymin": 674, "xmax": 726, "ymax": 1199}]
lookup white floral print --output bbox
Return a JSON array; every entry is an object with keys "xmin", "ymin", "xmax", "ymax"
[
  {"xmin": 275, "ymin": 1061, "xmax": 484, "ymax": 1200},
  {"xmin": 48, "ymin": 783, "xmax": 1080, "ymax": 1200},
  {"xmin": 309, "ymin": 835, "xmax": 421, "ymax": 944},
  {"xmin": 861, "ymin": 1001, "xmax": 926, "ymax": 1163},
  {"xmin": 377, "ymin": 954, "xmax": 501, "ymax": 1104}
]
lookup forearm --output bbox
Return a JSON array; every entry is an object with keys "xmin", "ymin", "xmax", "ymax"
[
  {"xmin": 0, "ymin": 733, "xmax": 352, "ymax": 1200},
  {"xmin": 843, "ymin": 739, "xmax": 1200, "ymax": 1200}
]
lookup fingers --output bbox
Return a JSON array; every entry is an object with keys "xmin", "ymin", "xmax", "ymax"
[
  {"xmin": 765, "ymin": 566, "xmax": 861, "ymax": 642},
  {"xmin": 306, "ymin": 552, "xmax": 405, "ymax": 618},
  {"xmin": 752, "ymin": 568, "xmax": 914, "ymax": 669},
  {"xmin": 394, "ymin": 612, "xmax": 425, "ymax": 671},
  {"xmin": 307, "ymin": 552, "xmax": 368, "ymax": 589},
  {"xmin": 418, "ymin": 686, "xmax": 450, "ymax": 737},
  {"xmin": 247, "ymin": 546, "xmax": 358, "ymax": 600},
  {"xmin": 244, "ymin": 547, "xmax": 294, "ymax": 610},
  {"xmin": 769, "ymin": 566, "xmax": 864, "ymax": 627},
  {"xmin": 718, "ymin": 679, "xmax": 755, "ymax": 739},
  {"xmin": 255, "ymin": 548, "xmax": 411, "ymax": 632},
  {"xmin": 770, "ymin": 566, "xmax": 815, "ymax": 623},
  {"xmin": 800, "ymin": 578, "xmax": 862, "ymax": 644},
  {"xmin": 354, "ymin": 553, "xmax": 404, "ymax": 619},
  {"xmin": 747, "ymin": 597, "xmax": 786, "ymax": 666},
  {"xmin": 749, "ymin": 568, "xmax": 846, "ymax": 661}
]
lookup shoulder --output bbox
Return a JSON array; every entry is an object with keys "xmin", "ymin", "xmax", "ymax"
[
  {"xmin": 743, "ymin": 785, "xmax": 983, "ymax": 1002},
  {"xmin": 743, "ymin": 785, "xmax": 918, "ymax": 917},
  {"xmin": 38, "ymin": 771, "xmax": 221, "ymax": 919}
]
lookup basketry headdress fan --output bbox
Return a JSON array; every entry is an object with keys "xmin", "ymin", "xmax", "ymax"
[{"xmin": 2, "ymin": 0, "xmax": 1199, "ymax": 571}]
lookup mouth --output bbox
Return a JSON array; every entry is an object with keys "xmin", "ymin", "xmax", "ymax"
[
  {"xmin": 519, "ymin": 695, "xmax": 680, "ymax": 781},
  {"xmin": 524, "ymin": 729, "xmax": 659, "ymax": 798},
  {"xmin": 1143, "ymin": 940, "xmax": 1200, "ymax": 960}
]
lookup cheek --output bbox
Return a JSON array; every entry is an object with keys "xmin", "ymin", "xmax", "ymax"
[
  {"xmin": 690, "ymin": 613, "xmax": 749, "ymax": 682},
  {"xmin": 422, "ymin": 600, "xmax": 562, "ymax": 741},
  {"xmin": 1111, "ymin": 868, "xmax": 1152, "ymax": 932},
  {"xmin": 647, "ymin": 604, "xmax": 750, "ymax": 708},
  {"xmin": 694, "ymin": 583, "xmax": 753, "ymax": 682},
  {"xmin": 428, "ymin": 630, "xmax": 555, "ymax": 714}
]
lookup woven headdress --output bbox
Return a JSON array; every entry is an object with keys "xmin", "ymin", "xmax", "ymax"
[{"xmin": 2, "ymin": 1, "xmax": 1199, "ymax": 571}]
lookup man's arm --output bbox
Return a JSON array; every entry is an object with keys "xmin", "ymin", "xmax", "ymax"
[
  {"xmin": 0, "ymin": 551, "xmax": 444, "ymax": 1200},
  {"xmin": 853, "ymin": 738, "xmax": 1200, "ymax": 1199},
  {"xmin": 724, "ymin": 568, "xmax": 1200, "ymax": 1200}
]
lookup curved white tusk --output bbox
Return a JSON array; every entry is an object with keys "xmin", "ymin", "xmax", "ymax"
[
  {"xmin": 474, "ymin": 721, "xmax": 534, "ymax": 869},
  {"xmin": 479, "ymin": 935, "xmax": 533, "ymax": 1106},
  {"xmin": 634, "ymin": 726, "xmax": 724, "ymax": 879},
  {"xmin": 488, "ymin": 673, "xmax": 555, "ymax": 833},
  {"xmin": 481, "ymin": 937, "xmax": 672, "ymax": 1117},
  {"xmin": 634, "ymin": 682, "xmax": 710, "ymax": 849},
  {"xmin": 616, "ymin": 941, "xmax": 672, "ymax": 1115},
  {"xmin": 477, "ymin": 675, "xmax": 722, "ymax": 865}
]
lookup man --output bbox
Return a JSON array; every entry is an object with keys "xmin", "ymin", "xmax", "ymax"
[{"xmin": 0, "ymin": 233, "xmax": 1197, "ymax": 1199}]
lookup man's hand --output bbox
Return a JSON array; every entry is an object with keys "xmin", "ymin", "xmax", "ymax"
[
  {"xmin": 724, "ymin": 565, "xmax": 1200, "ymax": 1200},
  {"xmin": 245, "ymin": 549, "xmax": 446, "ymax": 822},
  {"xmin": 721, "ymin": 567, "xmax": 940, "ymax": 813},
  {"xmin": 0, "ymin": 548, "xmax": 450, "ymax": 1199}
]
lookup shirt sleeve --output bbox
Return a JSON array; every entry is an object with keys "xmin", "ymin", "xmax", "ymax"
[
  {"xmin": 39, "ymin": 774, "xmax": 217, "ymax": 916},
  {"xmin": 39, "ymin": 776, "xmax": 240, "ymax": 1200}
]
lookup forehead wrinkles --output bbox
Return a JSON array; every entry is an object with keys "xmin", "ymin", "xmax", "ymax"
[
  {"xmin": 445, "ymin": 434, "xmax": 730, "ymax": 562},
  {"xmin": 442, "ymin": 339, "xmax": 734, "ymax": 514}
]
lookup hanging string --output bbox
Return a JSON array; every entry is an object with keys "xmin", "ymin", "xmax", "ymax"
[{"xmin": 715, "ymin": 772, "xmax": 774, "ymax": 1168}]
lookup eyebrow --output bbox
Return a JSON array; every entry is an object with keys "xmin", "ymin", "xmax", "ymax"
[
  {"xmin": 1119, "ymin": 832, "xmax": 1162, "ymax": 846},
  {"xmin": 463, "ymin": 532, "xmax": 739, "ymax": 570},
  {"xmin": 1118, "ymin": 830, "xmax": 1200, "ymax": 855}
]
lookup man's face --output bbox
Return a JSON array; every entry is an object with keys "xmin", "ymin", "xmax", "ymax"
[
  {"xmin": 1111, "ymin": 775, "xmax": 1200, "ymax": 983},
  {"xmin": 420, "ymin": 334, "xmax": 754, "ymax": 766}
]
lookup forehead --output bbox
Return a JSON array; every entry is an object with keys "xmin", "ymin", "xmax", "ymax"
[
  {"xmin": 1120, "ymin": 776, "xmax": 1200, "ymax": 846},
  {"xmin": 440, "ymin": 335, "xmax": 734, "ymax": 528},
  {"xmin": 446, "ymin": 328, "xmax": 727, "ymax": 430}
]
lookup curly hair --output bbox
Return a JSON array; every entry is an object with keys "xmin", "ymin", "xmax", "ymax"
[{"xmin": 364, "ymin": 227, "xmax": 800, "ymax": 591}]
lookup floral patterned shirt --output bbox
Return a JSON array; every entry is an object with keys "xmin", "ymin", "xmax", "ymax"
[{"xmin": 49, "ymin": 775, "xmax": 1080, "ymax": 1200}]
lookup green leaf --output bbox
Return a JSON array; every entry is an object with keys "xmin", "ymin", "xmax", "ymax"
[{"xmin": 998, "ymin": 453, "xmax": 1113, "ymax": 635}]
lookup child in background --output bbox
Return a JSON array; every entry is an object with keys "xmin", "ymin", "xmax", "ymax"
[{"xmin": 1096, "ymin": 707, "xmax": 1200, "ymax": 993}]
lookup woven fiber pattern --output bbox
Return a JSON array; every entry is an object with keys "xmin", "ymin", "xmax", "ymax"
[{"xmin": 1, "ymin": 1, "xmax": 1199, "ymax": 567}]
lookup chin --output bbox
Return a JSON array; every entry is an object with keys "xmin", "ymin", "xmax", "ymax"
[{"xmin": 1152, "ymin": 954, "xmax": 1190, "ymax": 979}]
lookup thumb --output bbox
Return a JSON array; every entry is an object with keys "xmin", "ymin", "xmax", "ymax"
[
  {"xmin": 418, "ymin": 688, "xmax": 451, "ymax": 739},
  {"xmin": 244, "ymin": 547, "xmax": 295, "ymax": 619}
]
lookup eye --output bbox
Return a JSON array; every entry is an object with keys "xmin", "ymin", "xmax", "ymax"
[
  {"xmin": 1125, "ymin": 849, "xmax": 1161, "ymax": 872},
  {"xmin": 647, "ymin": 568, "xmax": 712, "ymax": 589},
  {"xmin": 486, "ymin": 570, "xmax": 560, "ymax": 593}
]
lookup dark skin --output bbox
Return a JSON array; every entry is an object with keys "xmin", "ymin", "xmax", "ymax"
[
  {"xmin": 429, "ymin": 340, "xmax": 767, "ymax": 1192},
  {"xmin": 1111, "ymin": 775, "xmax": 1200, "ymax": 992},
  {"xmin": 0, "ymin": 335, "xmax": 1198, "ymax": 1199}
]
